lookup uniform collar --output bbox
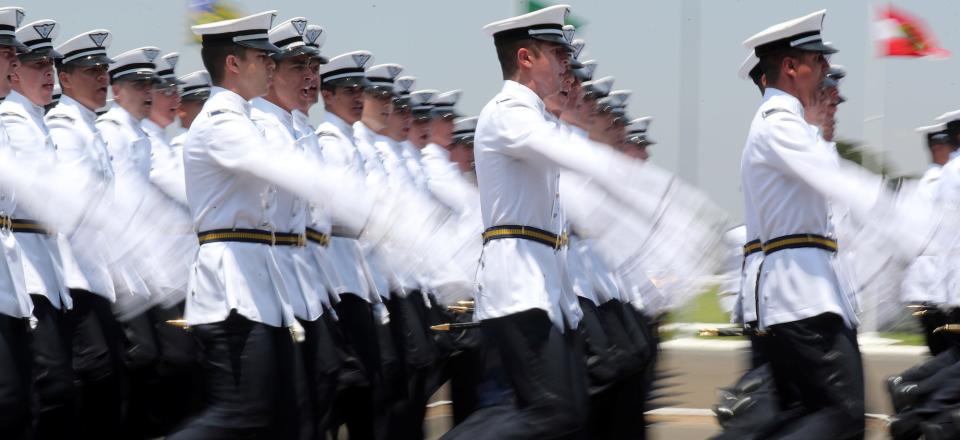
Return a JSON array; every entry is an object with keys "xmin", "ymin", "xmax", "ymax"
[
  {"xmin": 761, "ymin": 87, "xmax": 805, "ymax": 119},
  {"xmin": 102, "ymin": 104, "xmax": 143, "ymax": 129},
  {"xmin": 4, "ymin": 90, "xmax": 43, "ymax": 120},
  {"xmin": 209, "ymin": 86, "xmax": 252, "ymax": 117},
  {"xmin": 59, "ymin": 94, "xmax": 99, "ymax": 126},
  {"xmin": 323, "ymin": 111, "xmax": 354, "ymax": 138},
  {"xmin": 251, "ymin": 97, "xmax": 295, "ymax": 134},
  {"xmin": 502, "ymin": 80, "xmax": 545, "ymax": 115},
  {"xmin": 141, "ymin": 118, "xmax": 165, "ymax": 137}
]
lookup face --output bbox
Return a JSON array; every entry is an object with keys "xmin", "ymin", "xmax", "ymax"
[
  {"xmin": 302, "ymin": 58, "xmax": 322, "ymax": 111},
  {"xmin": 449, "ymin": 140, "xmax": 475, "ymax": 172},
  {"xmin": 149, "ymin": 82, "xmax": 180, "ymax": 127},
  {"xmin": 270, "ymin": 54, "xmax": 314, "ymax": 112},
  {"xmin": 60, "ymin": 64, "xmax": 109, "ymax": 111},
  {"xmin": 386, "ymin": 103, "xmax": 411, "ymax": 141},
  {"xmin": 408, "ymin": 118, "xmax": 431, "ymax": 148},
  {"xmin": 429, "ymin": 113, "xmax": 455, "ymax": 148},
  {"xmin": 231, "ymin": 48, "xmax": 275, "ymax": 100},
  {"xmin": 177, "ymin": 99, "xmax": 205, "ymax": 129},
  {"xmin": 321, "ymin": 83, "xmax": 364, "ymax": 124},
  {"xmin": 931, "ymin": 144, "xmax": 953, "ymax": 166},
  {"xmin": 522, "ymin": 42, "xmax": 570, "ymax": 98},
  {"xmin": 361, "ymin": 89, "xmax": 393, "ymax": 132},
  {"xmin": 789, "ymin": 51, "xmax": 829, "ymax": 107},
  {"xmin": 11, "ymin": 56, "xmax": 55, "ymax": 106},
  {"xmin": 112, "ymin": 79, "xmax": 154, "ymax": 120},
  {"xmin": 0, "ymin": 46, "xmax": 20, "ymax": 97}
]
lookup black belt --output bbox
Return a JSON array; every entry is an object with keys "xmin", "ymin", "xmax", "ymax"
[
  {"xmin": 0, "ymin": 217, "xmax": 53, "ymax": 235},
  {"xmin": 742, "ymin": 239, "xmax": 762, "ymax": 257},
  {"xmin": 274, "ymin": 232, "xmax": 306, "ymax": 247},
  {"xmin": 305, "ymin": 228, "xmax": 330, "ymax": 247},
  {"xmin": 762, "ymin": 233, "xmax": 838, "ymax": 255},
  {"xmin": 482, "ymin": 225, "xmax": 568, "ymax": 249},
  {"xmin": 197, "ymin": 228, "xmax": 276, "ymax": 246}
]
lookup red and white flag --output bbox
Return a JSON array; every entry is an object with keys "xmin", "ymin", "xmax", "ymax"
[{"xmin": 874, "ymin": 4, "xmax": 949, "ymax": 58}]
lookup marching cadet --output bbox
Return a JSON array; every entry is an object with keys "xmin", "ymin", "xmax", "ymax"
[
  {"xmin": 3, "ymin": 17, "xmax": 77, "ymax": 438},
  {"xmin": 449, "ymin": 116, "xmax": 478, "ymax": 180},
  {"xmin": 316, "ymin": 49, "xmax": 384, "ymax": 440},
  {"xmin": 401, "ymin": 89, "xmax": 437, "ymax": 191},
  {"xmin": 140, "ymin": 51, "xmax": 202, "ymax": 432},
  {"xmin": 287, "ymin": 21, "xmax": 347, "ymax": 437},
  {"xmin": 250, "ymin": 17, "xmax": 334, "ymax": 438},
  {"xmin": 170, "ymin": 70, "xmax": 211, "ymax": 151},
  {"xmin": 900, "ymin": 123, "xmax": 952, "ymax": 355},
  {"xmin": 145, "ymin": 52, "xmax": 188, "ymax": 203},
  {"xmin": 172, "ymin": 10, "xmax": 304, "ymax": 438},
  {"xmin": 350, "ymin": 64, "xmax": 407, "ymax": 417},
  {"xmin": 443, "ymin": 5, "xmax": 603, "ymax": 438},
  {"xmin": 0, "ymin": 7, "xmax": 33, "ymax": 439},
  {"xmin": 96, "ymin": 46, "xmax": 168, "ymax": 438},
  {"xmin": 354, "ymin": 61, "xmax": 439, "ymax": 440},
  {"xmin": 47, "ymin": 27, "xmax": 124, "ymax": 438},
  {"xmin": 740, "ymin": 10, "xmax": 865, "ymax": 438}
]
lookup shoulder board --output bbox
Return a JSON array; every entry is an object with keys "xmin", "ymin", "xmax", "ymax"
[
  {"xmin": 0, "ymin": 111, "xmax": 24, "ymax": 120},
  {"xmin": 97, "ymin": 118, "xmax": 121, "ymax": 126},
  {"xmin": 762, "ymin": 108, "xmax": 790, "ymax": 119},
  {"xmin": 495, "ymin": 97, "xmax": 513, "ymax": 104},
  {"xmin": 208, "ymin": 108, "xmax": 243, "ymax": 118},
  {"xmin": 316, "ymin": 130, "xmax": 338, "ymax": 138},
  {"xmin": 45, "ymin": 114, "xmax": 74, "ymax": 123}
]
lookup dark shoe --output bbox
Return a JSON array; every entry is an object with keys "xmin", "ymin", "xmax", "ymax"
[{"xmin": 892, "ymin": 383, "xmax": 920, "ymax": 413}]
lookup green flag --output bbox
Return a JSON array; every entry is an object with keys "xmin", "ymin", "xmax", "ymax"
[{"xmin": 523, "ymin": 0, "xmax": 587, "ymax": 28}]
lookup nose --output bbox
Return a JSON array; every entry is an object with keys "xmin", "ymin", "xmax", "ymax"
[{"xmin": 9, "ymin": 56, "xmax": 19, "ymax": 70}]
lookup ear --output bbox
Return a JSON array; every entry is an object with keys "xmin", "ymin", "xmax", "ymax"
[
  {"xmin": 320, "ymin": 87, "xmax": 333, "ymax": 100},
  {"xmin": 57, "ymin": 71, "xmax": 70, "ymax": 90},
  {"xmin": 782, "ymin": 56, "xmax": 798, "ymax": 79},
  {"xmin": 517, "ymin": 47, "xmax": 534, "ymax": 70},
  {"xmin": 8, "ymin": 67, "xmax": 20, "ymax": 84},
  {"xmin": 225, "ymin": 53, "xmax": 241, "ymax": 76}
]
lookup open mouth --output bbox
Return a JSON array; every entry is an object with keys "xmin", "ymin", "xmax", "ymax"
[{"xmin": 144, "ymin": 98, "xmax": 153, "ymax": 107}]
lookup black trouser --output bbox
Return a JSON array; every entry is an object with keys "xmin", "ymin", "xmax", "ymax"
[
  {"xmin": 119, "ymin": 309, "xmax": 162, "ymax": 439},
  {"xmin": 150, "ymin": 302, "xmax": 202, "ymax": 434},
  {"xmin": 68, "ymin": 289, "xmax": 123, "ymax": 439},
  {"xmin": 916, "ymin": 305, "xmax": 953, "ymax": 356},
  {"xmin": 601, "ymin": 302, "xmax": 657, "ymax": 440},
  {"xmin": 29, "ymin": 295, "xmax": 75, "ymax": 440},
  {"xmin": 327, "ymin": 293, "xmax": 380, "ymax": 440},
  {"xmin": 441, "ymin": 309, "xmax": 589, "ymax": 440},
  {"xmin": 445, "ymin": 306, "xmax": 487, "ymax": 425},
  {"xmin": 901, "ymin": 347, "xmax": 960, "ymax": 396},
  {"xmin": 168, "ymin": 310, "xmax": 304, "ymax": 439},
  {"xmin": 578, "ymin": 297, "xmax": 631, "ymax": 439},
  {"xmin": 298, "ymin": 315, "xmax": 341, "ymax": 439},
  {"xmin": 381, "ymin": 293, "xmax": 438, "ymax": 440},
  {"xmin": 761, "ymin": 313, "xmax": 865, "ymax": 440},
  {"xmin": 0, "ymin": 314, "xmax": 31, "ymax": 440}
]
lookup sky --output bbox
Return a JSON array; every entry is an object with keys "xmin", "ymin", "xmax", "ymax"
[{"xmin": 27, "ymin": 0, "xmax": 960, "ymax": 221}]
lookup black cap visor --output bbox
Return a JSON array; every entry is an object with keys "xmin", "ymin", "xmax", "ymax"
[
  {"xmin": 237, "ymin": 38, "xmax": 281, "ymax": 54},
  {"xmin": 112, "ymin": 70, "xmax": 162, "ymax": 84},
  {"xmin": 271, "ymin": 44, "xmax": 319, "ymax": 61},
  {"xmin": 326, "ymin": 76, "xmax": 371, "ymax": 89},
  {"xmin": 65, "ymin": 53, "xmax": 115, "ymax": 67},
  {"xmin": 0, "ymin": 35, "xmax": 28, "ymax": 53}
]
